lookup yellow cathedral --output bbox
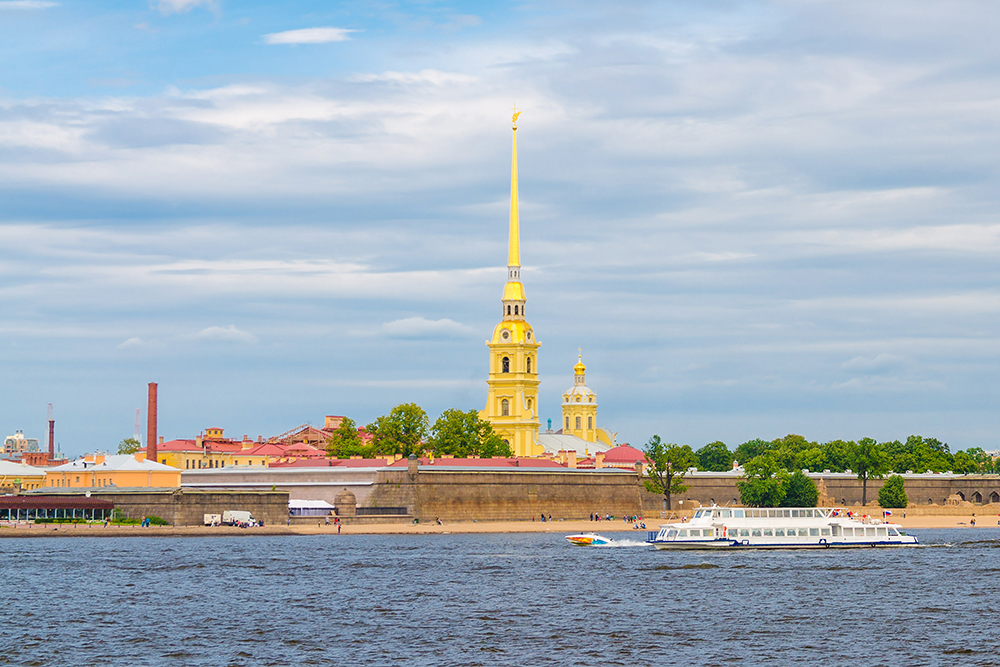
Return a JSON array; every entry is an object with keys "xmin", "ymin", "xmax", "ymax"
[{"xmin": 480, "ymin": 109, "xmax": 545, "ymax": 457}]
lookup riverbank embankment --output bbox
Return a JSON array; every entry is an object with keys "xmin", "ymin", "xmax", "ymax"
[{"xmin": 2, "ymin": 508, "xmax": 996, "ymax": 538}]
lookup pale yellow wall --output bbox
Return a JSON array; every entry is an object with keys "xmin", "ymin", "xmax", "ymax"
[
  {"xmin": 46, "ymin": 467, "xmax": 180, "ymax": 488},
  {"xmin": 159, "ymin": 451, "xmax": 266, "ymax": 470},
  {"xmin": 1, "ymin": 472, "xmax": 46, "ymax": 490}
]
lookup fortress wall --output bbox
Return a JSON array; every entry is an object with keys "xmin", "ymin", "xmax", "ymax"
[
  {"xmin": 358, "ymin": 469, "xmax": 1000, "ymax": 522},
  {"xmin": 404, "ymin": 470, "xmax": 649, "ymax": 522},
  {"xmin": 90, "ymin": 488, "xmax": 290, "ymax": 526}
]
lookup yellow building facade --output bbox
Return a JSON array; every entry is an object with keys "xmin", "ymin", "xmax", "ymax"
[
  {"xmin": 481, "ymin": 110, "xmax": 544, "ymax": 457},
  {"xmin": 46, "ymin": 453, "xmax": 181, "ymax": 489},
  {"xmin": 561, "ymin": 353, "xmax": 617, "ymax": 448}
]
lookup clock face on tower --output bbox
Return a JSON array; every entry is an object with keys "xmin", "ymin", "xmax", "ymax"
[{"xmin": 501, "ymin": 329, "xmax": 510, "ymax": 340}]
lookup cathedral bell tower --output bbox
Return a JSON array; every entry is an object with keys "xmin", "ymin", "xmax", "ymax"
[{"xmin": 480, "ymin": 109, "xmax": 543, "ymax": 457}]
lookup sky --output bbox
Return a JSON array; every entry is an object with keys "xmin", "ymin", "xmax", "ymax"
[{"xmin": 3, "ymin": 0, "xmax": 1000, "ymax": 456}]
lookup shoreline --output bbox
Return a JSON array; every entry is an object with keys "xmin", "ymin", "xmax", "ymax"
[{"xmin": 1, "ymin": 513, "xmax": 997, "ymax": 538}]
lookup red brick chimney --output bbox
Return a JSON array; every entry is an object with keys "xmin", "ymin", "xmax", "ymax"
[
  {"xmin": 146, "ymin": 382, "xmax": 158, "ymax": 463},
  {"xmin": 48, "ymin": 419, "xmax": 55, "ymax": 461}
]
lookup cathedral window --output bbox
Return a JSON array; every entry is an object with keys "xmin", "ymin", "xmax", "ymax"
[
  {"xmin": 588, "ymin": 416, "xmax": 593, "ymax": 429},
  {"xmin": 527, "ymin": 398, "xmax": 532, "ymax": 411},
  {"xmin": 514, "ymin": 305, "xmax": 518, "ymax": 315},
  {"xmin": 507, "ymin": 305, "xmax": 511, "ymax": 315},
  {"xmin": 501, "ymin": 399, "xmax": 510, "ymax": 416},
  {"xmin": 502, "ymin": 356, "xmax": 510, "ymax": 373},
  {"xmin": 575, "ymin": 416, "xmax": 581, "ymax": 430},
  {"xmin": 526, "ymin": 357, "xmax": 532, "ymax": 373}
]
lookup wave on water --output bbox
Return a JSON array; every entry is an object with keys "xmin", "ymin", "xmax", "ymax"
[{"xmin": 597, "ymin": 539, "xmax": 651, "ymax": 547}]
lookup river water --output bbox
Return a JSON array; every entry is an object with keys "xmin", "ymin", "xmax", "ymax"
[{"xmin": 1, "ymin": 528, "xmax": 997, "ymax": 666}]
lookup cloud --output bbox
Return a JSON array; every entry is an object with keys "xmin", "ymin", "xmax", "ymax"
[
  {"xmin": 152, "ymin": 0, "xmax": 214, "ymax": 15},
  {"xmin": 350, "ymin": 69, "xmax": 478, "ymax": 86},
  {"xmin": 195, "ymin": 325, "xmax": 257, "ymax": 344},
  {"xmin": 116, "ymin": 337, "xmax": 143, "ymax": 349},
  {"xmin": 0, "ymin": 1, "xmax": 58, "ymax": 8},
  {"xmin": 262, "ymin": 27, "xmax": 356, "ymax": 45},
  {"xmin": 841, "ymin": 354, "xmax": 906, "ymax": 373},
  {"xmin": 381, "ymin": 317, "xmax": 474, "ymax": 339}
]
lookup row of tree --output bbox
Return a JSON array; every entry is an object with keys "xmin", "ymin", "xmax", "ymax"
[
  {"xmin": 326, "ymin": 403, "xmax": 513, "ymax": 459},
  {"xmin": 643, "ymin": 434, "xmax": 929, "ymax": 510},
  {"xmin": 692, "ymin": 434, "xmax": 996, "ymax": 476}
]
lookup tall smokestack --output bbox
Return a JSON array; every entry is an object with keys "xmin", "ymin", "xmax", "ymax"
[
  {"xmin": 47, "ymin": 403, "xmax": 54, "ymax": 461},
  {"xmin": 146, "ymin": 382, "xmax": 158, "ymax": 463}
]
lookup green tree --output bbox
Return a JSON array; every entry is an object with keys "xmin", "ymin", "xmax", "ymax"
[
  {"xmin": 737, "ymin": 454, "xmax": 789, "ymax": 507},
  {"xmin": 821, "ymin": 439, "xmax": 854, "ymax": 472},
  {"xmin": 428, "ymin": 408, "xmax": 512, "ymax": 458},
  {"xmin": 798, "ymin": 447, "xmax": 827, "ymax": 473},
  {"xmin": 326, "ymin": 418, "xmax": 373, "ymax": 458},
  {"xmin": 365, "ymin": 403, "xmax": 429, "ymax": 457},
  {"xmin": 695, "ymin": 441, "xmax": 733, "ymax": 472},
  {"xmin": 118, "ymin": 437, "xmax": 142, "ymax": 454},
  {"xmin": 734, "ymin": 438, "xmax": 772, "ymax": 465},
  {"xmin": 781, "ymin": 470, "xmax": 819, "ymax": 507},
  {"xmin": 951, "ymin": 450, "xmax": 978, "ymax": 475},
  {"xmin": 642, "ymin": 436, "xmax": 696, "ymax": 511},
  {"xmin": 848, "ymin": 437, "xmax": 888, "ymax": 506},
  {"xmin": 878, "ymin": 474, "xmax": 908, "ymax": 508}
]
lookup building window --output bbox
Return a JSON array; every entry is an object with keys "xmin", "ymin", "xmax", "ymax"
[
  {"xmin": 526, "ymin": 357, "xmax": 532, "ymax": 373},
  {"xmin": 588, "ymin": 416, "xmax": 593, "ymax": 429},
  {"xmin": 507, "ymin": 305, "xmax": 511, "ymax": 315},
  {"xmin": 565, "ymin": 416, "xmax": 569, "ymax": 429},
  {"xmin": 514, "ymin": 305, "xmax": 518, "ymax": 315},
  {"xmin": 502, "ymin": 356, "xmax": 510, "ymax": 373},
  {"xmin": 576, "ymin": 416, "xmax": 581, "ymax": 429},
  {"xmin": 501, "ymin": 399, "xmax": 510, "ymax": 416},
  {"xmin": 527, "ymin": 398, "xmax": 532, "ymax": 411}
]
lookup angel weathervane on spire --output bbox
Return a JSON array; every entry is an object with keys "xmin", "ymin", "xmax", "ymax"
[{"xmin": 512, "ymin": 104, "xmax": 521, "ymax": 129}]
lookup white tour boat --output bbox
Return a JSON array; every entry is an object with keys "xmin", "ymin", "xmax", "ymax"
[{"xmin": 648, "ymin": 506, "xmax": 918, "ymax": 549}]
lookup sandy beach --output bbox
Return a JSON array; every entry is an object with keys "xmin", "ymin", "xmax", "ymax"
[{"xmin": 2, "ymin": 510, "xmax": 997, "ymax": 538}]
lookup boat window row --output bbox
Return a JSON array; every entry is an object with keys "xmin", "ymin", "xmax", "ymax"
[
  {"xmin": 666, "ymin": 529, "xmax": 713, "ymax": 538},
  {"xmin": 694, "ymin": 508, "xmax": 831, "ymax": 519},
  {"xmin": 841, "ymin": 526, "xmax": 895, "ymax": 537}
]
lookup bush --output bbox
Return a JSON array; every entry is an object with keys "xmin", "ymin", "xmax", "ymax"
[
  {"xmin": 878, "ymin": 474, "xmax": 908, "ymax": 508},
  {"xmin": 146, "ymin": 515, "xmax": 169, "ymax": 526},
  {"xmin": 782, "ymin": 470, "xmax": 819, "ymax": 507}
]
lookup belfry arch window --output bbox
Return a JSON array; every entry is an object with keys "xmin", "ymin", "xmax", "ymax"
[
  {"xmin": 507, "ymin": 305, "xmax": 511, "ymax": 315},
  {"xmin": 575, "ymin": 416, "xmax": 581, "ymax": 430},
  {"xmin": 588, "ymin": 416, "xmax": 593, "ymax": 429},
  {"xmin": 502, "ymin": 356, "xmax": 510, "ymax": 373},
  {"xmin": 526, "ymin": 357, "xmax": 532, "ymax": 373},
  {"xmin": 501, "ymin": 399, "xmax": 510, "ymax": 416},
  {"xmin": 514, "ymin": 305, "xmax": 518, "ymax": 315}
]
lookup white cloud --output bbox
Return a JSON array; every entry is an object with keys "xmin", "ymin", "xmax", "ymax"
[
  {"xmin": 0, "ymin": 1, "xmax": 57, "ymax": 8},
  {"xmin": 195, "ymin": 325, "xmax": 257, "ymax": 344},
  {"xmin": 381, "ymin": 317, "xmax": 474, "ymax": 339},
  {"xmin": 262, "ymin": 27, "xmax": 356, "ymax": 45},
  {"xmin": 152, "ymin": 0, "xmax": 214, "ymax": 15},
  {"xmin": 350, "ymin": 70, "xmax": 478, "ymax": 86},
  {"xmin": 116, "ymin": 337, "xmax": 144, "ymax": 349},
  {"xmin": 841, "ymin": 354, "xmax": 906, "ymax": 373}
]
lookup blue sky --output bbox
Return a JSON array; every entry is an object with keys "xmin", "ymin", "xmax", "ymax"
[{"xmin": 3, "ymin": 0, "xmax": 1000, "ymax": 456}]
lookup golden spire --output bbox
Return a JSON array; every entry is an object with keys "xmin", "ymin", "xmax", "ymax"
[
  {"xmin": 508, "ymin": 104, "xmax": 520, "ymax": 269},
  {"xmin": 574, "ymin": 348, "xmax": 586, "ymax": 375}
]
